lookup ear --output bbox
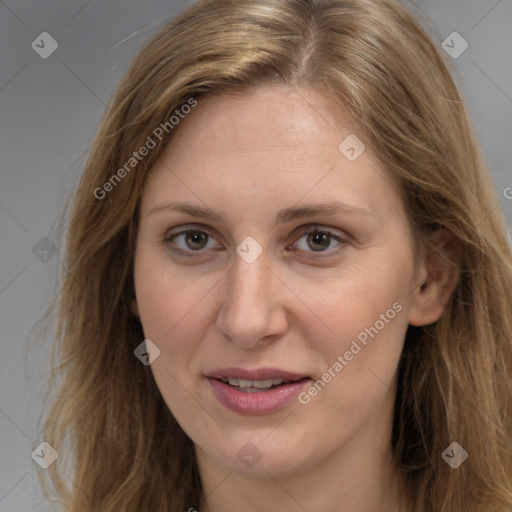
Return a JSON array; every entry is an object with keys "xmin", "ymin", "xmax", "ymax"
[
  {"xmin": 131, "ymin": 297, "xmax": 140, "ymax": 318},
  {"xmin": 408, "ymin": 228, "xmax": 460, "ymax": 326}
]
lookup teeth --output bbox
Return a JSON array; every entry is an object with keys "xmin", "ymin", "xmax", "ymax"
[
  {"xmin": 222, "ymin": 377, "xmax": 290, "ymax": 389},
  {"xmin": 252, "ymin": 379, "xmax": 274, "ymax": 389}
]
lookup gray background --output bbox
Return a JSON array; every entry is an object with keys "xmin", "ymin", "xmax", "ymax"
[{"xmin": 1, "ymin": 0, "xmax": 511, "ymax": 510}]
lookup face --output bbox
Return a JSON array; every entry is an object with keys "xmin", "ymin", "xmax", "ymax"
[{"xmin": 132, "ymin": 85, "xmax": 425, "ymax": 479}]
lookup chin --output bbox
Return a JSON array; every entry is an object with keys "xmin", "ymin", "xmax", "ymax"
[{"xmin": 208, "ymin": 434, "xmax": 319, "ymax": 477}]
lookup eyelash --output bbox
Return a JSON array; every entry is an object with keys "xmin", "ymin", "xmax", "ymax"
[{"xmin": 162, "ymin": 224, "xmax": 349, "ymax": 260}]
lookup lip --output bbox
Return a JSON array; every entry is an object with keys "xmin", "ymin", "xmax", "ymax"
[{"xmin": 205, "ymin": 367, "xmax": 311, "ymax": 415}]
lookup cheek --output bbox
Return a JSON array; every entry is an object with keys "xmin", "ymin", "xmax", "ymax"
[
  {"xmin": 300, "ymin": 251, "xmax": 410, "ymax": 395},
  {"xmin": 304, "ymin": 258, "xmax": 408, "ymax": 350},
  {"xmin": 133, "ymin": 263, "xmax": 210, "ymax": 422},
  {"xmin": 134, "ymin": 247, "xmax": 202, "ymax": 338},
  {"xmin": 133, "ymin": 258, "xmax": 197, "ymax": 381},
  {"xmin": 133, "ymin": 252, "xmax": 226, "ymax": 390}
]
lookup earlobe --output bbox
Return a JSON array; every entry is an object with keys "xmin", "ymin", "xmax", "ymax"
[
  {"xmin": 408, "ymin": 229, "xmax": 460, "ymax": 326},
  {"xmin": 131, "ymin": 297, "xmax": 140, "ymax": 318}
]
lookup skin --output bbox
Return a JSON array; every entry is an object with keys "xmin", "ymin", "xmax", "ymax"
[{"xmin": 131, "ymin": 85, "xmax": 459, "ymax": 512}]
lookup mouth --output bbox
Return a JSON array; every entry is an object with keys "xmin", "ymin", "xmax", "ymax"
[{"xmin": 205, "ymin": 368, "xmax": 311, "ymax": 414}]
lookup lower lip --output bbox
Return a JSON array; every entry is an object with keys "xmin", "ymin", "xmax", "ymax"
[{"xmin": 207, "ymin": 378, "xmax": 310, "ymax": 415}]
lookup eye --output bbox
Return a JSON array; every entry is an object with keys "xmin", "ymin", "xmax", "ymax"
[
  {"xmin": 289, "ymin": 226, "xmax": 348, "ymax": 258},
  {"xmin": 164, "ymin": 226, "xmax": 222, "ymax": 257},
  {"xmin": 163, "ymin": 224, "xmax": 349, "ymax": 260}
]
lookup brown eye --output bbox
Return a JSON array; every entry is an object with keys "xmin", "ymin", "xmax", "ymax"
[
  {"xmin": 164, "ymin": 227, "xmax": 222, "ymax": 257},
  {"xmin": 290, "ymin": 226, "xmax": 349, "ymax": 259},
  {"xmin": 183, "ymin": 231, "xmax": 209, "ymax": 250},
  {"xmin": 306, "ymin": 232, "xmax": 332, "ymax": 251}
]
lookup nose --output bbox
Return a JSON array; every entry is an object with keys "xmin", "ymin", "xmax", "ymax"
[{"xmin": 215, "ymin": 245, "xmax": 288, "ymax": 349}]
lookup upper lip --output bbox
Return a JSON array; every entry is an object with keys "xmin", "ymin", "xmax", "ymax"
[{"xmin": 206, "ymin": 367, "xmax": 308, "ymax": 381}]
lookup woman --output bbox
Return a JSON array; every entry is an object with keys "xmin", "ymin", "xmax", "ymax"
[{"xmin": 37, "ymin": 0, "xmax": 512, "ymax": 510}]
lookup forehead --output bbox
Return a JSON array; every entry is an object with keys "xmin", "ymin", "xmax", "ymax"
[
  {"xmin": 141, "ymin": 85, "xmax": 405, "ymax": 223},
  {"xmin": 170, "ymin": 85, "xmax": 363, "ymax": 154}
]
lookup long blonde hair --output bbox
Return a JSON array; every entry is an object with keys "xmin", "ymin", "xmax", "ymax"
[{"xmin": 35, "ymin": 0, "xmax": 512, "ymax": 510}]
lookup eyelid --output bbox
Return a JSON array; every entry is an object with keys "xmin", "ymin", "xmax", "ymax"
[
  {"xmin": 293, "ymin": 223, "xmax": 349, "ymax": 240},
  {"xmin": 165, "ymin": 222, "xmax": 218, "ymax": 238}
]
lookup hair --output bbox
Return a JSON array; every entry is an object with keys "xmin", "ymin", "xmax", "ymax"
[{"xmin": 34, "ymin": 0, "xmax": 512, "ymax": 511}]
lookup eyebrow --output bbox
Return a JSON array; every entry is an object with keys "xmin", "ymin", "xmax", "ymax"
[{"xmin": 147, "ymin": 200, "xmax": 374, "ymax": 223}]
